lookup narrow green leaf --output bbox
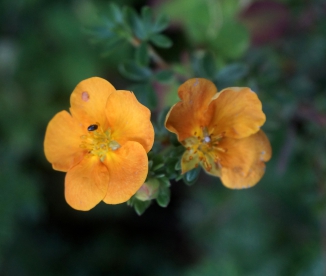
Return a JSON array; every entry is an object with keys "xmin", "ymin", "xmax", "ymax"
[
  {"xmin": 215, "ymin": 63, "xmax": 248, "ymax": 89},
  {"xmin": 152, "ymin": 163, "xmax": 164, "ymax": 171},
  {"xmin": 134, "ymin": 200, "xmax": 151, "ymax": 215},
  {"xmin": 152, "ymin": 14, "xmax": 169, "ymax": 33},
  {"xmin": 156, "ymin": 186, "xmax": 170, "ymax": 207},
  {"xmin": 148, "ymin": 160, "xmax": 153, "ymax": 169},
  {"xmin": 124, "ymin": 7, "xmax": 147, "ymax": 40},
  {"xmin": 141, "ymin": 6, "xmax": 153, "ymax": 32},
  {"xmin": 107, "ymin": 2, "xmax": 123, "ymax": 24},
  {"xmin": 119, "ymin": 61, "xmax": 152, "ymax": 81},
  {"xmin": 175, "ymin": 159, "xmax": 181, "ymax": 171},
  {"xmin": 158, "ymin": 177, "xmax": 171, "ymax": 187},
  {"xmin": 135, "ymin": 42, "xmax": 150, "ymax": 66},
  {"xmin": 150, "ymin": 34, "xmax": 173, "ymax": 48}
]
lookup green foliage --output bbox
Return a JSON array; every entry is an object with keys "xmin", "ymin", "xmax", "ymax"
[
  {"xmin": 89, "ymin": 3, "xmax": 171, "ymax": 56},
  {"xmin": 158, "ymin": 0, "xmax": 249, "ymax": 60},
  {"xmin": 127, "ymin": 196, "xmax": 151, "ymax": 216},
  {"xmin": 119, "ymin": 60, "xmax": 152, "ymax": 81},
  {"xmin": 183, "ymin": 167, "xmax": 201, "ymax": 186},
  {"xmin": 191, "ymin": 51, "xmax": 249, "ymax": 88},
  {"xmin": 1, "ymin": 0, "xmax": 326, "ymax": 275}
]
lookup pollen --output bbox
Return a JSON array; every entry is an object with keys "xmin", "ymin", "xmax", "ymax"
[
  {"xmin": 183, "ymin": 126, "xmax": 226, "ymax": 173},
  {"xmin": 80, "ymin": 124, "xmax": 120, "ymax": 161}
]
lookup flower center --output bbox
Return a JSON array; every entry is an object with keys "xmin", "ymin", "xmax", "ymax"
[
  {"xmin": 79, "ymin": 123, "xmax": 120, "ymax": 162},
  {"xmin": 183, "ymin": 127, "xmax": 226, "ymax": 172}
]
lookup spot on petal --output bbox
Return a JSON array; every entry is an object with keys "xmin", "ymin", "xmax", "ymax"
[{"xmin": 82, "ymin": 91, "xmax": 89, "ymax": 102}]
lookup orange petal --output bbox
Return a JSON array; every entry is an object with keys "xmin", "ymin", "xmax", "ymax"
[
  {"xmin": 102, "ymin": 141, "xmax": 148, "ymax": 204},
  {"xmin": 44, "ymin": 111, "xmax": 86, "ymax": 172},
  {"xmin": 208, "ymin": 87, "xmax": 266, "ymax": 139},
  {"xmin": 218, "ymin": 130, "xmax": 272, "ymax": 189},
  {"xmin": 165, "ymin": 78, "xmax": 217, "ymax": 141},
  {"xmin": 105, "ymin": 90, "xmax": 154, "ymax": 152},
  {"xmin": 65, "ymin": 156, "xmax": 109, "ymax": 211},
  {"xmin": 70, "ymin": 77, "xmax": 116, "ymax": 128}
]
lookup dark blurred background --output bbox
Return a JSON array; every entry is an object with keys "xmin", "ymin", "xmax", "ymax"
[{"xmin": 1, "ymin": 0, "xmax": 325, "ymax": 275}]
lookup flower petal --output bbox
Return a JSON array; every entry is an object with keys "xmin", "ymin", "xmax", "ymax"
[
  {"xmin": 44, "ymin": 111, "xmax": 86, "ymax": 172},
  {"xmin": 105, "ymin": 90, "xmax": 154, "ymax": 152},
  {"xmin": 70, "ymin": 77, "xmax": 116, "ymax": 128},
  {"xmin": 165, "ymin": 78, "xmax": 217, "ymax": 141},
  {"xmin": 218, "ymin": 130, "xmax": 272, "ymax": 189},
  {"xmin": 65, "ymin": 156, "xmax": 109, "ymax": 211},
  {"xmin": 181, "ymin": 149, "xmax": 201, "ymax": 174},
  {"xmin": 102, "ymin": 141, "xmax": 148, "ymax": 204},
  {"xmin": 208, "ymin": 87, "xmax": 266, "ymax": 139}
]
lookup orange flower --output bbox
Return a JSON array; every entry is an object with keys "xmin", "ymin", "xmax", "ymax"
[
  {"xmin": 44, "ymin": 77, "xmax": 154, "ymax": 210},
  {"xmin": 165, "ymin": 78, "xmax": 272, "ymax": 189}
]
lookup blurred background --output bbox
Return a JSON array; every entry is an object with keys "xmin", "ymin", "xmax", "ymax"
[{"xmin": 1, "ymin": 0, "xmax": 326, "ymax": 275}]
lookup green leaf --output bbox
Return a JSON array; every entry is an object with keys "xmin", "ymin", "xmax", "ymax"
[
  {"xmin": 152, "ymin": 14, "xmax": 169, "ymax": 33},
  {"xmin": 150, "ymin": 34, "xmax": 173, "ymax": 48},
  {"xmin": 192, "ymin": 51, "xmax": 217, "ymax": 79},
  {"xmin": 141, "ymin": 6, "xmax": 153, "ymax": 33},
  {"xmin": 183, "ymin": 167, "xmax": 201, "ymax": 186},
  {"xmin": 202, "ymin": 52, "xmax": 217, "ymax": 79},
  {"xmin": 98, "ymin": 37, "xmax": 125, "ymax": 57},
  {"xmin": 175, "ymin": 159, "xmax": 181, "ymax": 171},
  {"xmin": 215, "ymin": 63, "xmax": 248, "ymax": 89},
  {"xmin": 148, "ymin": 160, "xmax": 153, "ymax": 170},
  {"xmin": 152, "ymin": 163, "xmax": 164, "ymax": 171},
  {"xmin": 135, "ymin": 42, "xmax": 149, "ymax": 66},
  {"xmin": 128, "ymin": 83, "xmax": 157, "ymax": 109},
  {"xmin": 158, "ymin": 177, "xmax": 171, "ymax": 188},
  {"xmin": 156, "ymin": 186, "xmax": 170, "ymax": 207},
  {"xmin": 107, "ymin": 2, "xmax": 123, "ymax": 24},
  {"xmin": 124, "ymin": 7, "xmax": 147, "ymax": 40},
  {"xmin": 157, "ymin": 107, "xmax": 170, "ymax": 131},
  {"xmin": 211, "ymin": 21, "xmax": 249, "ymax": 59},
  {"xmin": 155, "ymin": 69, "xmax": 174, "ymax": 83},
  {"xmin": 119, "ymin": 61, "xmax": 152, "ymax": 81},
  {"xmin": 134, "ymin": 199, "xmax": 151, "ymax": 215}
]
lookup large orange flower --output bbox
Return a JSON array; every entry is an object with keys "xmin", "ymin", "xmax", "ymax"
[
  {"xmin": 165, "ymin": 78, "xmax": 272, "ymax": 189},
  {"xmin": 44, "ymin": 77, "xmax": 154, "ymax": 210}
]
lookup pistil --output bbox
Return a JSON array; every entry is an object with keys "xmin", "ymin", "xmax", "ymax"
[{"xmin": 80, "ymin": 124, "xmax": 120, "ymax": 162}]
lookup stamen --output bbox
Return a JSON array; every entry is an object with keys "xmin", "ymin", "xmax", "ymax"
[
  {"xmin": 216, "ymin": 147, "xmax": 227, "ymax": 153},
  {"xmin": 80, "ymin": 123, "xmax": 120, "ymax": 161}
]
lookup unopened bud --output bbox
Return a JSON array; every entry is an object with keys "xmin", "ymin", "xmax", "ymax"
[{"xmin": 135, "ymin": 178, "xmax": 160, "ymax": 201}]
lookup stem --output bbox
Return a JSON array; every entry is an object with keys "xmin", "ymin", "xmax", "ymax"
[{"xmin": 129, "ymin": 37, "xmax": 169, "ymax": 69}]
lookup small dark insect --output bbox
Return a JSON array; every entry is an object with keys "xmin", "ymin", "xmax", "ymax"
[{"xmin": 87, "ymin": 124, "xmax": 98, "ymax": 131}]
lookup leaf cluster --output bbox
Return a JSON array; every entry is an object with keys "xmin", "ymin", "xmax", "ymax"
[{"xmin": 88, "ymin": 3, "xmax": 171, "ymax": 55}]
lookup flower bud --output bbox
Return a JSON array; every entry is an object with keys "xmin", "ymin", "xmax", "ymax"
[{"xmin": 135, "ymin": 178, "xmax": 160, "ymax": 201}]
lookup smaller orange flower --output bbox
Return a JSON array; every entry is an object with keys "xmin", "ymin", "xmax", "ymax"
[
  {"xmin": 165, "ymin": 78, "xmax": 272, "ymax": 189},
  {"xmin": 44, "ymin": 77, "xmax": 154, "ymax": 210}
]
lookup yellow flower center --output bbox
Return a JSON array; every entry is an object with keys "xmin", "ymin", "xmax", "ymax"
[
  {"xmin": 79, "ymin": 123, "xmax": 120, "ymax": 162},
  {"xmin": 183, "ymin": 127, "xmax": 226, "ymax": 172}
]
